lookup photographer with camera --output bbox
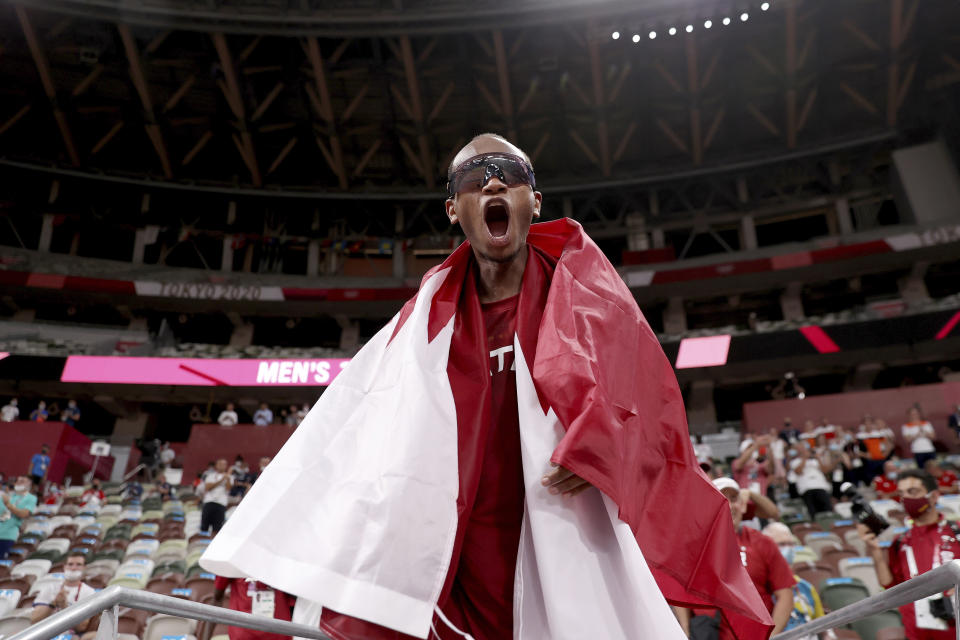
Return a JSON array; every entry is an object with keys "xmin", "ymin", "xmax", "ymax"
[{"xmin": 858, "ymin": 470, "xmax": 958, "ymax": 639}]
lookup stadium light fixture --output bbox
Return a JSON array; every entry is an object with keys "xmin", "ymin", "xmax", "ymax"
[
  {"xmin": 704, "ymin": 19, "xmax": 712, "ymax": 29},
  {"xmin": 761, "ymin": 2, "xmax": 770, "ymax": 10},
  {"xmin": 740, "ymin": 12, "xmax": 749, "ymax": 21},
  {"xmin": 611, "ymin": 31, "xmax": 620, "ymax": 40},
  {"xmin": 722, "ymin": 17, "xmax": 731, "ymax": 25},
  {"xmin": 668, "ymin": 26, "xmax": 677, "ymax": 35},
  {"xmin": 685, "ymin": 24, "xmax": 693, "ymax": 33},
  {"xmin": 648, "ymin": 30, "xmax": 657, "ymax": 39},
  {"xmin": 632, "ymin": 34, "xmax": 641, "ymax": 43}
]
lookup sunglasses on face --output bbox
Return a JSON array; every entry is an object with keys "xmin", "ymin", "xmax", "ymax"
[{"xmin": 446, "ymin": 152, "xmax": 536, "ymax": 198}]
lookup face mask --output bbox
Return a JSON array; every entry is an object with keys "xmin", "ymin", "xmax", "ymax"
[
  {"xmin": 778, "ymin": 544, "xmax": 795, "ymax": 564},
  {"xmin": 14, "ymin": 484, "xmax": 29, "ymax": 493},
  {"xmin": 886, "ymin": 472, "xmax": 897, "ymax": 480},
  {"xmin": 64, "ymin": 570, "xmax": 83, "ymax": 582},
  {"xmin": 787, "ymin": 449, "xmax": 798, "ymax": 458},
  {"xmin": 902, "ymin": 495, "xmax": 932, "ymax": 519}
]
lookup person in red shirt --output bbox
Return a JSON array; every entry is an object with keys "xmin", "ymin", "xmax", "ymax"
[
  {"xmin": 872, "ymin": 459, "xmax": 901, "ymax": 499},
  {"xmin": 924, "ymin": 460, "xmax": 958, "ymax": 494},
  {"xmin": 80, "ymin": 479, "xmax": 105, "ymax": 508},
  {"xmin": 213, "ymin": 576, "xmax": 296, "ymax": 640},
  {"xmin": 859, "ymin": 470, "xmax": 958, "ymax": 639},
  {"xmin": 677, "ymin": 478, "xmax": 794, "ymax": 638}
]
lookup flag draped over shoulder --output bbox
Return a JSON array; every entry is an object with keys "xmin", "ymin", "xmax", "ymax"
[
  {"xmin": 202, "ymin": 217, "xmax": 772, "ymax": 640},
  {"xmin": 394, "ymin": 218, "xmax": 772, "ymax": 640}
]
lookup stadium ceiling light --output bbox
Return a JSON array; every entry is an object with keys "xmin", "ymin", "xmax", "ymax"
[
  {"xmin": 611, "ymin": 31, "xmax": 620, "ymax": 40},
  {"xmin": 761, "ymin": 2, "xmax": 770, "ymax": 10},
  {"xmin": 648, "ymin": 30, "xmax": 657, "ymax": 39},
  {"xmin": 668, "ymin": 26, "xmax": 678, "ymax": 35},
  {"xmin": 740, "ymin": 12, "xmax": 749, "ymax": 21},
  {"xmin": 722, "ymin": 17, "xmax": 731, "ymax": 25},
  {"xmin": 704, "ymin": 19, "xmax": 713, "ymax": 28},
  {"xmin": 685, "ymin": 24, "xmax": 694, "ymax": 33},
  {"xmin": 632, "ymin": 33, "xmax": 641, "ymax": 43}
]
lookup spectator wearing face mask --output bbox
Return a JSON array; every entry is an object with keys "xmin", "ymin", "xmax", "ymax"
[
  {"xmin": 924, "ymin": 459, "xmax": 958, "ymax": 494},
  {"xmin": 903, "ymin": 406, "xmax": 938, "ymax": 470},
  {"xmin": 762, "ymin": 523, "xmax": 825, "ymax": 637},
  {"xmin": 0, "ymin": 475, "xmax": 38, "ymax": 558},
  {"xmin": 859, "ymin": 470, "xmax": 958, "ymax": 640},
  {"xmin": 872, "ymin": 459, "xmax": 901, "ymax": 499},
  {"xmin": 790, "ymin": 442, "xmax": 836, "ymax": 519},
  {"xmin": 31, "ymin": 552, "xmax": 99, "ymax": 639},
  {"xmin": 80, "ymin": 479, "xmax": 105, "ymax": 509},
  {"xmin": 732, "ymin": 434, "xmax": 775, "ymax": 498}
]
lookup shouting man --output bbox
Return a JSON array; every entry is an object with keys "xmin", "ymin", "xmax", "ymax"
[{"xmin": 202, "ymin": 134, "xmax": 771, "ymax": 639}]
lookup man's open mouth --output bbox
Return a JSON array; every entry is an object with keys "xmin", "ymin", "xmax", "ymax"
[{"xmin": 484, "ymin": 200, "xmax": 510, "ymax": 238}]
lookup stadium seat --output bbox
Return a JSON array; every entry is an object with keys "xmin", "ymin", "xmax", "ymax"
[
  {"xmin": 875, "ymin": 625, "xmax": 907, "ymax": 639},
  {"xmin": 11, "ymin": 559, "xmax": 52, "ymax": 583},
  {"xmin": 870, "ymin": 500, "xmax": 901, "ymax": 519},
  {"xmin": 844, "ymin": 530, "xmax": 867, "ymax": 556},
  {"xmin": 0, "ymin": 612, "xmax": 32, "ymax": 637},
  {"xmin": 803, "ymin": 532, "xmax": 844, "ymax": 556},
  {"xmin": 146, "ymin": 578, "xmax": 180, "ymax": 596},
  {"xmin": 838, "ymin": 557, "xmax": 883, "ymax": 596},
  {"xmin": 792, "ymin": 522, "xmax": 820, "ymax": 538},
  {"xmin": 109, "ymin": 575, "xmax": 149, "ymax": 589},
  {"xmin": 37, "ymin": 538, "xmax": 71, "ymax": 555},
  {"xmin": 823, "ymin": 630, "xmax": 861, "ymax": 639},
  {"xmin": 0, "ymin": 589, "xmax": 21, "ymax": 617},
  {"xmin": 0, "ymin": 578, "xmax": 31, "ymax": 595},
  {"xmin": 849, "ymin": 612, "xmax": 903, "ymax": 640},
  {"xmin": 29, "ymin": 573, "xmax": 67, "ymax": 596},
  {"xmin": 790, "ymin": 546, "xmax": 820, "ymax": 564},
  {"xmin": 821, "ymin": 549, "xmax": 861, "ymax": 573},
  {"xmin": 820, "ymin": 577, "xmax": 871, "ymax": 612},
  {"xmin": 86, "ymin": 558, "xmax": 121, "ymax": 574},
  {"xmin": 143, "ymin": 613, "xmax": 197, "ymax": 640},
  {"xmin": 833, "ymin": 503, "xmax": 854, "ymax": 519},
  {"xmin": 794, "ymin": 565, "xmax": 835, "ymax": 591},
  {"xmin": 816, "ymin": 512, "xmax": 846, "ymax": 530},
  {"xmin": 126, "ymin": 539, "xmax": 160, "ymax": 558}
]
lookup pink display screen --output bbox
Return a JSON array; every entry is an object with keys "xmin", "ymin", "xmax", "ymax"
[
  {"xmin": 674, "ymin": 335, "xmax": 731, "ymax": 369},
  {"xmin": 61, "ymin": 356, "xmax": 349, "ymax": 386}
]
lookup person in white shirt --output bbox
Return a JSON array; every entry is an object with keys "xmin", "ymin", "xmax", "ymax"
[
  {"xmin": 217, "ymin": 403, "xmax": 239, "ymax": 427},
  {"xmin": 159, "ymin": 441, "xmax": 176, "ymax": 467},
  {"xmin": 789, "ymin": 443, "xmax": 836, "ymax": 519},
  {"xmin": 201, "ymin": 458, "xmax": 233, "ymax": 533},
  {"xmin": 901, "ymin": 406, "xmax": 937, "ymax": 469},
  {"xmin": 0, "ymin": 398, "xmax": 18, "ymax": 422},
  {"xmin": 31, "ymin": 552, "xmax": 99, "ymax": 639}
]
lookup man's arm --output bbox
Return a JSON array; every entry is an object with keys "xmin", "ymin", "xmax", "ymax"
[
  {"xmin": 770, "ymin": 587, "xmax": 794, "ymax": 635},
  {"xmin": 30, "ymin": 604, "xmax": 54, "ymax": 624},
  {"xmin": 858, "ymin": 524, "xmax": 895, "ymax": 587},
  {"xmin": 204, "ymin": 475, "xmax": 225, "ymax": 491},
  {"xmin": 2, "ymin": 495, "xmax": 31, "ymax": 519},
  {"xmin": 731, "ymin": 442, "xmax": 759, "ymax": 473},
  {"xmin": 671, "ymin": 606, "xmax": 691, "ymax": 637},
  {"xmin": 741, "ymin": 490, "xmax": 780, "ymax": 519}
]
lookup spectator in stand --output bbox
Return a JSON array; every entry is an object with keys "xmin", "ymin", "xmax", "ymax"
[
  {"xmin": 732, "ymin": 433, "xmax": 775, "ymax": 498},
  {"xmin": 123, "ymin": 476, "xmax": 144, "ymax": 501},
  {"xmin": 779, "ymin": 417, "xmax": 799, "ymax": 445},
  {"xmin": 253, "ymin": 403, "xmax": 274, "ymax": 427},
  {"xmin": 42, "ymin": 482, "xmax": 63, "ymax": 505},
  {"xmin": 692, "ymin": 434, "xmax": 713, "ymax": 466},
  {"xmin": 80, "ymin": 478, "xmax": 104, "ymax": 509},
  {"xmin": 136, "ymin": 437, "xmax": 161, "ymax": 481},
  {"xmin": 297, "ymin": 403, "xmax": 310, "ymax": 423},
  {"xmin": 29, "ymin": 400, "xmax": 49, "ymax": 422},
  {"xmin": 218, "ymin": 403, "xmax": 239, "ymax": 427},
  {"xmin": 0, "ymin": 475, "xmax": 37, "ymax": 558},
  {"xmin": 676, "ymin": 478, "xmax": 794, "ymax": 638},
  {"xmin": 1, "ymin": 398, "xmax": 19, "ymax": 422},
  {"xmin": 251, "ymin": 456, "xmax": 271, "ymax": 484},
  {"xmin": 924, "ymin": 459, "xmax": 958, "ymax": 494},
  {"xmin": 790, "ymin": 442, "xmax": 835, "ymax": 518},
  {"xmin": 761, "ymin": 523, "xmax": 826, "ymax": 633},
  {"xmin": 29, "ymin": 444, "xmax": 51, "ymax": 492},
  {"xmin": 230, "ymin": 456, "xmax": 250, "ymax": 498},
  {"xmin": 903, "ymin": 406, "xmax": 938, "ymax": 470},
  {"xmin": 740, "ymin": 485, "xmax": 781, "ymax": 524},
  {"xmin": 201, "ymin": 458, "xmax": 233, "ymax": 533},
  {"xmin": 858, "ymin": 416, "xmax": 895, "ymax": 483},
  {"xmin": 859, "ymin": 470, "xmax": 958, "ymax": 639},
  {"xmin": 949, "ymin": 404, "xmax": 960, "ymax": 441},
  {"xmin": 158, "ymin": 473, "xmax": 177, "ymax": 501},
  {"xmin": 61, "ymin": 399, "xmax": 81, "ymax": 427},
  {"xmin": 160, "ymin": 441, "xmax": 176, "ymax": 468},
  {"xmin": 30, "ymin": 552, "xmax": 99, "ymax": 639},
  {"xmin": 284, "ymin": 405, "xmax": 299, "ymax": 427},
  {"xmin": 213, "ymin": 574, "xmax": 296, "ymax": 640}
]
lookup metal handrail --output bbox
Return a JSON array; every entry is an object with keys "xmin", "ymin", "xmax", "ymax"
[
  {"xmin": 772, "ymin": 559, "xmax": 960, "ymax": 640},
  {"xmin": 5, "ymin": 586, "xmax": 331, "ymax": 640},
  {"xmin": 9, "ymin": 561, "xmax": 960, "ymax": 640}
]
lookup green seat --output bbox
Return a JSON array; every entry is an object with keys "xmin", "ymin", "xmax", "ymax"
[
  {"xmin": 90, "ymin": 549, "xmax": 125, "ymax": 563},
  {"xmin": 27, "ymin": 549, "xmax": 63, "ymax": 563},
  {"xmin": 820, "ymin": 577, "xmax": 870, "ymax": 612},
  {"xmin": 185, "ymin": 564, "xmax": 208, "ymax": 580},
  {"xmin": 815, "ymin": 512, "xmax": 844, "ymax": 531},
  {"xmin": 782, "ymin": 512, "xmax": 810, "ymax": 526},
  {"xmin": 151, "ymin": 560, "xmax": 186, "ymax": 577},
  {"xmin": 848, "ymin": 610, "xmax": 902, "ymax": 639}
]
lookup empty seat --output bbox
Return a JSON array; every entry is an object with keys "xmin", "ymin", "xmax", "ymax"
[
  {"xmin": 0, "ymin": 578, "xmax": 31, "ymax": 595},
  {"xmin": 789, "ymin": 546, "xmax": 819, "ymax": 564},
  {"xmin": 795, "ymin": 564, "xmax": 835, "ymax": 591},
  {"xmin": 0, "ymin": 612, "xmax": 32, "ymax": 637},
  {"xmin": 803, "ymin": 532, "xmax": 844, "ymax": 556},
  {"xmin": 821, "ymin": 549, "xmax": 861, "ymax": 573},
  {"xmin": 29, "ymin": 574, "xmax": 67, "ymax": 596},
  {"xmin": 849, "ymin": 611, "xmax": 903, "ymax": 640},
  {"xmin": 126, "ymin": 539, "xmax": 160, "ymax": 558},
  {"xmin": 844, "ymin": 530, "xmax": 867, "ymax": 556},
  {"xmin": 143, "ymin": 613, "xmax": 197, "ymax": 640},
  {"xmin": 37, "ymin": 537, "xmax": 71, "ymax": 555},
  {"xmin": 839, "ymin": 557, "xmax": 883, "ymax": 596},
  {"xmin": 820, "ymin": 577, "xmax": 871, "ymax": 612},
  {"xmin": 0, "ymin": 589, "xmax": 21, "ymax": 617},
  {"xmin": 11, "ymin": 559, "xmax": 52, "ymax": 583},
  {"xmin": 183, "ymin": 578, "xmax": 216, "ymax": 602}
]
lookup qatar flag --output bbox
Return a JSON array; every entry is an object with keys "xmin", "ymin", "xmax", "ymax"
[{"xmin": 201, "ymin": 219, "xmax": 772, "ymax": 640}]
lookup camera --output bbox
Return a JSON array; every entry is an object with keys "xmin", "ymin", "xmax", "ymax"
[
  {"xmin": 840, "ymin": 482, "xmax": 890, "ymax": 535},
  {"xmin": 930, "ymin": 595, "xmax": 955, "ymax": 621}
]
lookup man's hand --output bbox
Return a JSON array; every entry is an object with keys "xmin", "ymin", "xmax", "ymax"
[
  {"xmin": 541, "ymin": 464, "xmax": 592, "ymax": 497},
  {"xmin": 53, "ymin": 587, "xmax": 68, "ymax": 609},
  {"xmin": 857, "ymin": 523, "xmax": 882, "ymax": 554}
]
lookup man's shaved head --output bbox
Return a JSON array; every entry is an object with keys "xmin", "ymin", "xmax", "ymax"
[{"xmin": 447, "ymin": 133, "xmax": 533, "ymax": 178}]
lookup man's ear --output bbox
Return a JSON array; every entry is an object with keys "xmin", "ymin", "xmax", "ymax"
[
  {"xmin": 445, "ymin": 197, "xmax": 458, "ymax": 225},
  {"xmin": 532, "ymin": 190, "xmax": 543, "ymax": 218}
]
